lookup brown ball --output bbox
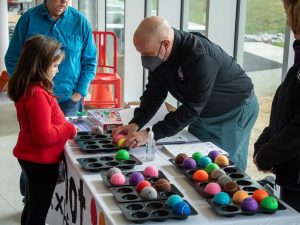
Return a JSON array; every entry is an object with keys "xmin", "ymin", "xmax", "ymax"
[
  {"xmin": 224, "ymin": 181, "xmax": 240, "ymax": 195},
  {"xmin": 175, "ymin": 153, "xmax": 189, "ymax": 164},
  {"xmin": 154, "ymin": 178, "xmax": 171, "ymax": 192}
]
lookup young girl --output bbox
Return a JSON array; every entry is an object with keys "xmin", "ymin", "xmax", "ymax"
[
  {"xmin": 254, "ymin": 0, "xmax": 300, "ymax": 212},
  {"xmin": 7, "ymin": 35, "xmax": 77, "ymax": 225}
]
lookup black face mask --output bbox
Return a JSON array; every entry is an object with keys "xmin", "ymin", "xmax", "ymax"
[{"xmin": 141, "ymin": 41, "xmax": 167, "ymax": 72}]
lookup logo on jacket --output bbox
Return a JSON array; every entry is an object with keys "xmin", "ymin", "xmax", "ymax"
[
  {"xmin": 297, "ymin": 70, "xmax": 300, "ymax": 80},
  {"xmin": 178, "ymin": 66, "xmax": 184, "ymax": 81}
]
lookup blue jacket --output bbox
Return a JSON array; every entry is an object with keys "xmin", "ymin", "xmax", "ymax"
[{"xmin": 5, "ymin": 4, "xmax": 97, "ymax": 102}]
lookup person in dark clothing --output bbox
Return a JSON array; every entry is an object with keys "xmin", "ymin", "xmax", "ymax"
[
  {"xmin": 253, "ymin": 0, "xmax": 300, "ymax": 212},
  {"xmin": 113, "ymin": 16, "xmax": 259, "ymax": 170}
]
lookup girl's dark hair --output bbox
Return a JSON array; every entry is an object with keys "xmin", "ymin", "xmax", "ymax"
[
  {"xmin": 7, "ymin": 35, "xmax": 64, "ymax": 102},
  {"xmin": 284, "ymin": 0, "xmax": 300, "ymax": 35}
]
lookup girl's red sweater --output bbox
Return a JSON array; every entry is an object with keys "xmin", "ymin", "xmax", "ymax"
[{"xmin": 13, "ymin": 84, "xmax": 76, "ymax": 164}]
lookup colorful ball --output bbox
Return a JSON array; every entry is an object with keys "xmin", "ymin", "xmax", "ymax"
[
  {"xmin": 217, "ymin": 175, "xmax": 232, "ymax": 187},
  {"xmin": 117, "ymin": 138, "xmax": 127, "ymax": 147},
  {"xmin": 241, "ymin": 197, "xmax": 259, "ymax": 211},
  {"xmin": 197, "ymin": 156, "xmax": 212, "ymax": 168},
  {"xmin": 213, "ymin": 192, "xmax": 231, "ymax": 205},
  {"xmin": 208, "ymin": 150, "xmax": 221, "ymax": 161},
  {"xmin": 172, "ymin": 201, "xmax": 191, "ymax": 216},
  {"xmin": 140, "ymin": 187, "xmax": 158, "ymax": 199},
  {"xmin": 205, "ymin": 163, "xmax": 220, "ymax": 174},
  {"xmin": 113, "ymin": 134, "xmax": 125, "ymax": 143},
  {"xmin": 136, "ymin": 180, "xmax": 151, "ymax": 193},
  {"xmin": 223, "ymin": 181, "xmax": 240, "ymax": 195},
  {"xmin": 175, "ymin": 153, "xmax": 189, "ymax": 164},
  {"xmin": 204, "ymin": 182, "xmax": 221, "ymax": 196},
  {"xmin": 232, "ymin": 190, "xmax": 249, "ymax": 203},
  {"xmin": 252, "ymin": 189, "xmax": 269, "ymax": 202},
  {"xmin": 110, "ymin": 173, "xmax": 126, "ymax": 185},
  {"xmin": 143, "ymin": 166, "xmax": 159, "ymax": 177},
  {"xmin": 210, "ymin": 169, "xmax": 226, "ymax": 180},
  {"xmin": 166, "ymin": 194, "xmax": 183, "ymax": 208},
  {"xmin": 214, "ymin": 155, "xmax": 230, "ymax": 167},
  {"xmin": 116, "ymin": 149, "xmax": 130, "ymax": 160},
  {"xmin": 192, "ymin": 169, "xmax": 209, "ymax": 182},
  {"xmin": 182, "ymin": 158, "xmax": 197, "ymax": 169},
  {"xmin": 129, "ymin": 172, "xmax": 145, "ymax": 185},
  {"xmin": 192, "ymin": 152, "xmax": 204, "ymax": 161},
  {"xmin": 154, "ymin": 178, "xmax": 171, "ymax": 192},
  {"xmin": 107, "ymin": 167, "xmax": 122, "ymax": 178},
  {"xmin": 261, "ymin": 196, "xmax": 278, "ymax": 210}
]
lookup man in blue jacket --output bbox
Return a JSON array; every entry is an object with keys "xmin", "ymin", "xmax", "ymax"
[
  {"xmin": 5, "ymin": 0, "xmax": 97, "ymax": 202},
  {"xmin": 5, "ymin": 0, "xmax": 97, "ymax": 116}
]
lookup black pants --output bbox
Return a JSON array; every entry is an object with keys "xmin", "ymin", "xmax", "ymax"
[
  {"xmin": 18, "ymin": 159, "xmax": 59, "ymax": 225},
  {"xmin": 280, "ymin": 187, "xmax": 300, "ymax": 212}
]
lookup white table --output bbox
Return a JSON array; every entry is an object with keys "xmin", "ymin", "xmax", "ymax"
[{"xmin": 47, "ymin": 140, "xmax": 300, "ymax": 225}]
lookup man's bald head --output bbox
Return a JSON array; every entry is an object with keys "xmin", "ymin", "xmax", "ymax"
[{"xmin": 133, "ymin": 16, "xmax": 174, "ymax": 55}]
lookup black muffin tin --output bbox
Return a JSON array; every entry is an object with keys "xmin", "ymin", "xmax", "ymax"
[
  {"xmin": 100, "ymin": 170, "xmax": 169, "ymax": 187},
  {"xmin": 169, "ymin": 158, "xmax": 250, "ymax": 180},
  {"xmin": 76, "ymin": 131, "xmax": 112, "ymax": 141},
  {"xmin": 76, "ymin": 154, "xmax": 142, "ymax": 171},
  {"xmin": 119, "ymin": 200, "xmax": 198, "ymax": 223},
  {"xmin": 109, "ymin": 184, "xmax": 183, "ymax": 203}
]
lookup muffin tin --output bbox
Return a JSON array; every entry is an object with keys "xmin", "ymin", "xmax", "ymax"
[
  {"xmin": 118, "ymin": 200, "xmax": 198, "ymax": 223},
  {"xmin": 169, "ymin": 158, "xmax": 287, "ymax": 216},
  {"xmin": 169, "ymin": 158, "xmax": 250, "ymax": 180},
  {"xmin": 100, "ymin": 170, "xmax": 169, "ymax": 187},
  {"xmin": 76, "ymin": 131, "xmax": 112, "ymax": 141},
  {"xmin": 109, "ymin": 184, "xmax": 183, "ymax": 203},
  {"xmin": 76, "ymin": 154, "xmax": 142, "ymax": 172}
]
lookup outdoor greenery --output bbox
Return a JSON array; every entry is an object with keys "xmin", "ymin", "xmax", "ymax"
[{"xmin": 189, "ymin": 0, "xmax": 286, "ymax": 35}]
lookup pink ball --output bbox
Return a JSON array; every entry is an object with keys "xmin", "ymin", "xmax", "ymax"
[
  {"xmin": 110, "ymin": 173, "xmax": 126, "ymax": 185},
  {"xmin": 113, "ymin": 134, "xmax": 125, "ymax": 143},
  {"xmin": 143, "ymin": 166, "xmax": 159, "ymax": 177},
  {"xmin": 204, "ymin": 182, "xmax": 221, "ymax": 196},
  {"xmin": 136, "ymin": 180, "xmax": 151, "ymax": 193}
]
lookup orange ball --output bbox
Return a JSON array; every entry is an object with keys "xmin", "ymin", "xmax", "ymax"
[
  {"xmin": 214, "ymin": 155, "xmax": 229, "ymax": 166},
  {"xmin": 232, "ymin": 190, "xmax": 249, "ymax": 203},
  {"xmin": 252, "ymin": 189, "xmax": 269, "ymax": 202},
  {"xmin": 192, "ymin": 169, "xmax": 209, "ymax": 182}
]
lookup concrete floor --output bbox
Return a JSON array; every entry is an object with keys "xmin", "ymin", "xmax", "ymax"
[{"xmin": 0, "ymin": 42, "xmax": 283, "ymax": 224}]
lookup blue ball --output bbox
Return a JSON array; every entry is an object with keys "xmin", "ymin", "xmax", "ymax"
[
  {"xmin": 166, "ymin": 194, "xmax": 183, "ymax": 208},
  {"xmin": 197, "ymin": 156, "xmax": 212, "ymax": 168},
  {"xmin": 213, "ymin": 192, "xmax": 231, "ymax": 205},
  {"xmin": 173, "ymin": 201, "xmax": 191, "ymax": 216}
]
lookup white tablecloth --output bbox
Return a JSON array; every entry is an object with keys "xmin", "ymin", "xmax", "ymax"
[{"xmin": 47, "ymin": 140, "xmax": 300, "ymax": 225}]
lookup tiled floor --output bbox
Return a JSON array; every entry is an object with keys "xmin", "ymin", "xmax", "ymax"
[{"xmin": 0, "ymin": 42, "xmax": 285, "ymax": 224}]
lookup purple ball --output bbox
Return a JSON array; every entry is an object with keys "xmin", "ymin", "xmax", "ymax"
[
  {"xmin": 182, "ymin": 158, "xmax": 197, "ymax": 169},
  {"xmin": 241, "ymin": 197, "xmax": 259, "ymax": 211},
  {"xmin": 208, "ymin": 150, "xmax": 221, "ymax": 161},
  {"xmin": 129, "ymin": 172, "xmax": 145, "ymax": 185}
]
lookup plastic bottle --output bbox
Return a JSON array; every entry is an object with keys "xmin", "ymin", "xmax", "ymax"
[{"xmin": 145, "ymin": 131, "xmax": 156, "ymax": 161}]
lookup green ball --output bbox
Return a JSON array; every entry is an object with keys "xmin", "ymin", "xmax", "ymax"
[
  {"xmin": 205, "ymin": 163, "xmax": 220, "ymax": 174},
  {"xmin": 192, "ymin": 152, "xmax": 204, "ymax": 161},
  {"xmin": 116, "ymin": 149, "xmax": 130, "ymax": 160},
  {"xmin": 261, "ymin": 196, "xmax": 278, "ymax": 210}
]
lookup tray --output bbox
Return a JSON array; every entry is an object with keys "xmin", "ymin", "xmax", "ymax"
[
  {"xmin": 109, "ymin": 184, "xmax": 183, "ymax": 203},
  {"xmin": 100, "ymin": 170, "xmax": 169, "ymax": 187},
  {"xmin": 75, "ymin": 131, "xmax": 112, "ymax": 141},
  {"xmin": 76, "ymin": 154, "xmax": 142, "ymax": 171},
  {"xmin": 77, "ymin": 139, "xmax": 120, "ymax": 154},
  {"xmin": 119, "ymin": 200, "xmax": 198, "ymax": 223}
]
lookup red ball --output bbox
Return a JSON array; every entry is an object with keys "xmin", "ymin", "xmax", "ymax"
[{"xmin": 136, "ymin": 180, "xmax": 151, "ymax": 193}]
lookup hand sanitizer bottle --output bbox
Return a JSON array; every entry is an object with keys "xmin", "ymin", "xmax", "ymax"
[{"xmin": 146, "ymin": 130, "xmax": 156, "ymax": 161}]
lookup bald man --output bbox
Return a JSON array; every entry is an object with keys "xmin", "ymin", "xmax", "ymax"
[{"xmin": 113, "ymin": 16, "xmax": 259, "ymax": 170}]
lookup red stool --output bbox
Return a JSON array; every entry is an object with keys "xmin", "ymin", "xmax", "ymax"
[{"xmin": 85, "ymin": 31, "xmax": 122, "ymax": 108}]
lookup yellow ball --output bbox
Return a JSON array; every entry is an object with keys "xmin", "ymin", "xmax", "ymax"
[{"xmin": 117, "ymin": 137, "xmax": 126, "ymax": 147}]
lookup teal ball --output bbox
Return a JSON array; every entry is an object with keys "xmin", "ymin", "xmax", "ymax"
[
  {"xmin": 198, "ymin": 156, "xmax": 212, "ymax": 168},
  {"xmin": 173, "ymin": 201, "xmax": 191, "ymax": 216},
  {"xmin": 166, "ymin": 194, "xmax": 183, "ymax": 208},
  {"xmin": 213, "ymin": 192, "xmax": 231, "ymax": 205}
]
